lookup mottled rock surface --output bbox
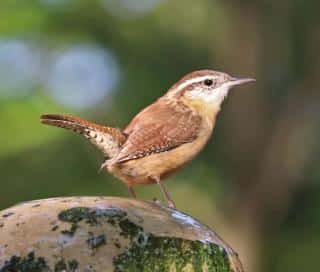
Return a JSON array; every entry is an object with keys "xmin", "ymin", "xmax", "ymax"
[{"xmin": 0, "ymin": 197, "xmax": 243, "ymax": 272}]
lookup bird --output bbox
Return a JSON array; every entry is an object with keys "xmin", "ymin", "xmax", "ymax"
[{"xmin": 40, "ymin": 70, "xmax": 255, "ymax": 208}]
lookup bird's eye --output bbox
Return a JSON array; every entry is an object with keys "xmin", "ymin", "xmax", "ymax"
[{"xmin": 204, "ymin": 79, "xmax": 213, "ymax": 86}]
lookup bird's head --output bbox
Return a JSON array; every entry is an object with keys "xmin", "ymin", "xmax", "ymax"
[{"xmin": 166, "ymin": 70, "xmax": 255, "ymax": 118}]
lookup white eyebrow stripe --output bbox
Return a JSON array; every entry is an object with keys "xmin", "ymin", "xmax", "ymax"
[{"xmin": 175, "ymin": 76, "xmax": 212, "ymax": 92}]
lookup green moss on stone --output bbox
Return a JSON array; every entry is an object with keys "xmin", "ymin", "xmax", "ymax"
[
  {"xmin": 58, "ymin": 207, "xmax": 128, "ymax": 237},
  {"xmin": 57, "ymin": 206, "xmax": 143, "ymax": 241},
  {"xmin": 54, "ymin": 259, "xmax": 67, "ymax": 271},
  {"xmin": 54, "ymin": 258, "xmax": 79, "ymax": 272},
  {"xmin": 56, "ymin": 206, "xmax": 231, "ymax": 271},
  {"xmin": 113, "ymin": 234, "xmax": 231, "ymax": 272},
  {"xmin": 119, "ymin": 218, "xmax": 143, "ymax": 240},
  {"xmin": 58, "ymin": 207, "xmax": 92, "ymax": 223},
  {"xmin": 0, "ymin": 252, "xmax": 49, "ymax": 272},
  {"xmin": 68, "ymin": 260, "xmax": 79, "ymax": 271},
  {"xmin": 86, "ymin": 234, "xmax": 107, "ymax": 249},
  {"xmin": 58, "ymin": 207, "xmax": 127, "ymax": 226},
  {"xmin": 61, "ymin": 223, "xmax": 78, "ymax": 237}
]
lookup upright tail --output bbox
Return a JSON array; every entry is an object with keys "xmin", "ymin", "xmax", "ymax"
[{"xmin": 40, "ymin": 114, "xmax": 127, "ymax": 158}]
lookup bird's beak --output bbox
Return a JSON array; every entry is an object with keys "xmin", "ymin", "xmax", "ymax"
[{"xmin": 228, "ymin": 77, "xmax": 256, "ymax": 87}]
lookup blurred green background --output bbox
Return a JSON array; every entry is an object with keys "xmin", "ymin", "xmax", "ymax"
[{"xmin": 0, "ymin": 0, "xmax": 319, "ymax": 271}]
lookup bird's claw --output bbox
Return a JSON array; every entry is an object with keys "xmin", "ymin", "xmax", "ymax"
[
  {"xmin": 152, "ymin": 198, "xmax": 176, "ymax": 209},
  {"xmin": 167, "ymin": 200, "xmax": 176, "ymax": 209},
  {"xmin": 99, "ymin": 161, "xmax": 108, "ymax": 173}
]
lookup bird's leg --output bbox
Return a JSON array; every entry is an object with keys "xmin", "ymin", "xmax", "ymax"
[
  {"xmin": 153, "ymin": 176, "xmax": 176, "ymax": 209},
  {"xmin": 128, "ymin": 186, "xmax": 137, "ymax": 198}
]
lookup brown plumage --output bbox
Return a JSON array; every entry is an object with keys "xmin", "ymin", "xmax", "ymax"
[
  {"xmin": 113, "ymin": 100, "xmax": 201, "ymax": 163},
  {"xmin": 40, "ymin": 114, "xmax": 126, "ymax": 158},
  {"xmin": 41, "ymin": 70, "xmax": 255, "ymax": 208}
]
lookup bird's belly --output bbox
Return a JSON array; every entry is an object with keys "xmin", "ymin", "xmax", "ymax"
[{"xmin": 109, "ymin": 135, "xmax": 210, "ymax": 185}]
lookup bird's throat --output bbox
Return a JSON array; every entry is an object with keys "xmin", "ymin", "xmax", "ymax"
[{"xmin": 180, "ymin": 96, "xmax": 221, "ymax": 124}]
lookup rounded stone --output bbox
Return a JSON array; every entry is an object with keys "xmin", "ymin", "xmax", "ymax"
[{"xmin": 0, "ymin": 197, "xmax": 243, "ymax": 272}]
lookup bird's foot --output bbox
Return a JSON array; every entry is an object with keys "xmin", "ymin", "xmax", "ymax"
[
  {"xmin": 98, "ymin": 160, "xmax": 109, "ymax": 173},
  {"xmin": 167, "ymin": 200, "xmax": 176, "ymax": 209},
  {"xmin": 152, "ymin": 198, "xmax": 176, "ymax": 209}
]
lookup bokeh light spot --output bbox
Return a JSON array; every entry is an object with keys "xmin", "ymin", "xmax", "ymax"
[
  {"xmin": 0, "ymin": 40, "xmax": 40, "ymax": 98},
  {"xmin": 46, "ymin": 45, "xmax": 120, "ymax": 109}
]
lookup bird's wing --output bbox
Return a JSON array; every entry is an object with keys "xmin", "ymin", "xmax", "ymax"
[
  {"xmin": 112, "ymin": 100, "xmax": 202, "ymax": 164},
  {"xmin": 40, "ymin": 114, "xmax": 127, "ymax": 158}
]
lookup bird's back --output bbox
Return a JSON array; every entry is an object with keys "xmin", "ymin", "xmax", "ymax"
[{"xmin": 106, "ymin": 98, "xmax": 214, "ymax": 185}]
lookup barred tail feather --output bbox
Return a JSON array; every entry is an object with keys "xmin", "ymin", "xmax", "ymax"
[{"xmin": 40, "ymin": 114, "xmax": 126, "ymax": 158}]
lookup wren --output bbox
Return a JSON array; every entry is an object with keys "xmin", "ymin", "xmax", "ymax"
[{"xmin": 41, "ymin": 70, "xmax": 255, "ymax": 208}]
